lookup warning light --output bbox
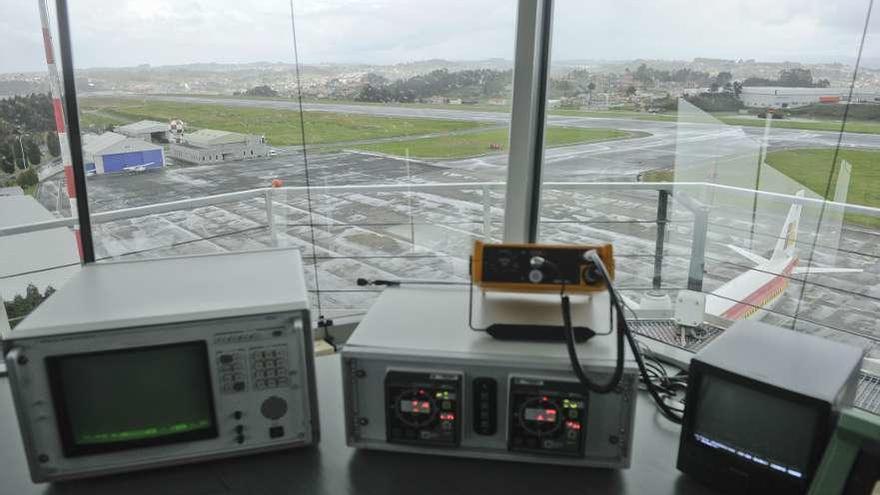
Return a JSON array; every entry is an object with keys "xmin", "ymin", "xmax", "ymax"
[
  {"xmin": 565, "ymin": 420, "xmax": 581, "ymax": 430},
  {"xmin": 440, "ymin": 412, "xmax": 455, "ymax": 421}
]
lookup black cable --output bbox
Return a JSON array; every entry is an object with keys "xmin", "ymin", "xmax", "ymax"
[
  {"xmin": 579, "ymin": 251, "xmax": 684, "ymax": 424},
  {"xmin": 561, "ymin": 291, "xmax": 625, "ymax": 394},
  {"xmin": 289, "ymin": 0, "xmax": 335, "ymax": 350}
]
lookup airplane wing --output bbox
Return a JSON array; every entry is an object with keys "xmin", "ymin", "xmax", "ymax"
[
  {"xmin": 792, "ymin": 267, "xmax": 863, "ymax": 275},
  {"xmin": 726, "ymin": 244, "xmax": 769, "ymax": 266}
]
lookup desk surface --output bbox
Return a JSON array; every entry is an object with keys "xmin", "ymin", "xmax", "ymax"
[{"xmin": 0, "ymin": 354, "xmax": 717, "ymax": 495}]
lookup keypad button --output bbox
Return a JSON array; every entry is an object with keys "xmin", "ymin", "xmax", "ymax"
[{"xmin": 267, "ymin": 379, "xmax": 277, "ymax": 388}]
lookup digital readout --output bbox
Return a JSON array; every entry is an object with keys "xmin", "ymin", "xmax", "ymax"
[
  {"xmin": 523, "ymin": 408, "xmax": 558, "ymax": 423},
  {"xmin": 400, "ymin": 400, "xmax": 432, "ymax": 414}
]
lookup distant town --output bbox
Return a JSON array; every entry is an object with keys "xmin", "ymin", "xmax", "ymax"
[{"xmin": 2, "ymin": 57, "xmax": 879, "ymax": 108}]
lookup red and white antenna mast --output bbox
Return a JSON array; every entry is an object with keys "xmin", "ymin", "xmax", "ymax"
[{"xmin": 37, "ymin": 0, "xmax": 83, "ymax": 260}]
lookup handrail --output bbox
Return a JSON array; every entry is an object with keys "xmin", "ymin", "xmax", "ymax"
[{"xmin": 4, "ymin": 180, "xmax": 880, "ymax": 238}]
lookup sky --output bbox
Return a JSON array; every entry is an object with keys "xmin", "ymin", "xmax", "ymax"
[{"xmin": 1, "ymin": 0, "xmax": 877, "ymax": 73}]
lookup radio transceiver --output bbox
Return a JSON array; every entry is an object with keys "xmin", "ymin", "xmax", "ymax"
[{"xmin": 471, "ymin": 241, "xmax": 615, "ymax": 293}]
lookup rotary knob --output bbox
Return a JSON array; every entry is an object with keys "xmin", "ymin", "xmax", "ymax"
[{"xmin": 261, "ymin": 396, "xmax": 288, "ymax": 420}]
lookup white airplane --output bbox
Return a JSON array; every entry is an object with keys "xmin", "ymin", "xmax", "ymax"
[
  {"xmin": 123, "ymin": 162, "xmax": 154, "ymax": 174},
  {"xmin": 705, "ymin": 190, "xmax": 862, "ymax": 321},
  {"xmin": 624, "ymin": 190, "xmax": 861, "ymax": 323}
]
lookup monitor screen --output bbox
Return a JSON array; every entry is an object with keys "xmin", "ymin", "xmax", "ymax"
[
  {"xmin": 693, "ymin": 374, "xmax": 821, "ymax": 478},
  {"xmin": 47, "ymin": 341, "xmax": 218, "ymax": 457}
]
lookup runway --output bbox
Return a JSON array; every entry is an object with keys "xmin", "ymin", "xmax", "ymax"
[{"xmin": 127, "ymin": 95, "xmax": 880, "ymax": 183}]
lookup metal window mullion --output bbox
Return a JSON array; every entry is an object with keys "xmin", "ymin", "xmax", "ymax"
[
  {"xmin": 55, "ymin": 0, "xmax": 95, "ymax": 263},
  {"xmin": 503, "ymin": 0, "xmax": 553, "ymax": 243}
]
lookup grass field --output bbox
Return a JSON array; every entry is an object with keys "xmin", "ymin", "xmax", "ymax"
[
  {"xmin": 640, "ymin": 148, "xmax": 880, "ymax": 227},
  {"xmin": 144, "ymin": 94, "xmax": 880, "ymax": 135},
  {"xmin": 717, "ymin": 117, "xmax": 880, "ymax": 135},
  {"xmin": 352, "ymin": 127, "xmax": 633, "ymax": 159},
  {"xmin": 765, "ymin": 148, "xmax": 880, "ymax": 226},
  {"xmin": 79, "ymin": 97, "xmax": 489, "ymax": 146}
]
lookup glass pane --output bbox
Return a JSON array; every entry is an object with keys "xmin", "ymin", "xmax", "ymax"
[
  {"xmin": 42, "ymin": 1, "xmax": 516, "ymax": 321},
  {"xmin": 541, "ymin": 0, "xmax": 880, "ymax": 369}
]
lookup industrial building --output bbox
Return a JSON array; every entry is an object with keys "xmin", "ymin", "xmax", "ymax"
[
  {"xmin": 116, "ymin": 120, "xmax": 170, "ymax": 142},
  {"xmin": 82, "ymin": 132, "xmax": 165, "ymax": 175},
  {"xmin": 739, "ymin": 86, "xmax": 880, "ymax": 108},
  {"xmin": 168, "ymin": 129, "xmax": 269, "ymax": 164}
]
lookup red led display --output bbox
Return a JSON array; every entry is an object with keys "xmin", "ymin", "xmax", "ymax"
[
  {"xmin": 400, "ymin": 400, "xmax": 432, "ymax": 414},
  {"xmin": 524, "ymin": 407, "xmax": 558, "ymax": 423}
]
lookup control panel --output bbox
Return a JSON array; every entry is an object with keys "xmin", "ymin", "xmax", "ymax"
[
  {"xmin": 472, "ymin": 241, "xmax": 615, "ymax": 293},
  {"xmin": 212, "ymin": 325, "xmax": 307, "ymax": 447},
  {"xmin": 508, "ymin": 378, "xmax": 588, "ymax": 457},
  {"xmin": 385, "ymin": 371, "xmax": 461, "ymax": 447}
]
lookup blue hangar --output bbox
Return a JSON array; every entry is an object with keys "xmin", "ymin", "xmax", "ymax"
[{"xmin": 82, "ymin": 132, "xmax": 165, "ymax": 175}]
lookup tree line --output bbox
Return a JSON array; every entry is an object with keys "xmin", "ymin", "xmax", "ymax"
[
  {"xmin": 4, "ymin": 284, "xmax": 55, "ymax": 329},
  {"xmin": 355, "ymin": 68, "xmax": 512, "ymax": 103},
  {"xmin": 0, "ymin": 93, "xmax": 60, "ymax": 177}
]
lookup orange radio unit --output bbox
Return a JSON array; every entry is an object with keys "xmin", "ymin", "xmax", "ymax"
[{"xmin": 471, "ymin": 241, "xmax": 615, "ymax": 293}]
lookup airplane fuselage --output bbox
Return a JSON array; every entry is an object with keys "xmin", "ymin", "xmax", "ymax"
[{"xmin": 706, "ymin": 256, "xmax": 798, "ymax": 321}]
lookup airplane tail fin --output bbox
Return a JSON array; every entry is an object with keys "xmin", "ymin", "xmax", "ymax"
[{"xmin": 771, "ymin": 190, "xmax": 804, "ymax": 260}]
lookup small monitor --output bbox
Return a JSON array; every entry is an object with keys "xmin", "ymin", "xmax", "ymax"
[
  {"xmin": 677, "ymin": 321, "xmax": 863, "ymax": 495},
  {"xmin": 47, "ymin": 341, "xmax": 218, "ymax": 457},
  {"xmin": 680, "ymin": 360, "xmax": 832, "ymax": 494}
]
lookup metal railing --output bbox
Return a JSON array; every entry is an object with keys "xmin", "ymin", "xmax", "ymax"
[{"xmin": 5, "ymin": 180, "xmax": 880, "ymax": 339}]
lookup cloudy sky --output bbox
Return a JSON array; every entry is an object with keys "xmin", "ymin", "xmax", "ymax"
[{"xmin": 1, "ymin": 0, "xmax": 877, "ymax": 73}]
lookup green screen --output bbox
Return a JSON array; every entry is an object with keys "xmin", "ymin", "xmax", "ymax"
[
  {"xmin": 694, "ymin": 374, "xmax": 820, "ymax": 472},
  {"xmin": 52, "ymin": 341, "xmax": 216, "ymax": 453}
]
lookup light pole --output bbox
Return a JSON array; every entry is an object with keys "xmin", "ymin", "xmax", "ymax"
[{"xmin": 18, "ymin": 135, "xmax": 29, "ymax": 169}]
